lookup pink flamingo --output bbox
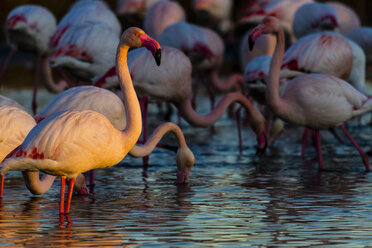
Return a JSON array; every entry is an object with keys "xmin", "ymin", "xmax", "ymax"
[
  {"xmin": 144, "ymin": 0, "xmax": 185, "ymax": 39},
  {"xmin": 249, "ymin": 16, "xmax": 372, "ymax": 171},
  {"xmin": 327, "ymin": 2, "xmax": 360, "ymax": 35},
  {"xmin": 0, "ymin": 27, "xmax": 165, "ymax": 215},
  {"xmin": 159, "ymin": 21, "xmax": 245, "ymax": 108},
  {"xmin": 116, "ymin": 0, "xmax": 162, "ymax": 16},
  {"xmin": 50, "ymin": 0, "xmax": 121, "ymax": 50},
  {"xmin": 50, "ymin": 21, "xmax": 119, "ymax": 82},
  {"xmin": 1, "ymin": 5, "xmax": 57, "ymax": 115},
  {"xmin": 193, "ymin": 0, "xmax": 233, "ymax": 34},
  {"xmin": 347, "ymin": 27, "xmax": 372, "ymax": 65},
  {"xmin": 98, "ymin": 46, "xmax": 267, "ymax": 154}
]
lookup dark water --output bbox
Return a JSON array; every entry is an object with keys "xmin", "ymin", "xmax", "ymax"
[{"xmin": 0, "ymin": 83, "xmax": 372, "ymax": 247}]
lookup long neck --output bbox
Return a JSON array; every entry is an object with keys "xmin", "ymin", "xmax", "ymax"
[
  {"xmin": 117, "ymin": 45, "xmax": 142, "ymax": 150},
  {"xmin": 40, "ymin": 54, "xmax": 68, "ymax": 93},
  {"xmin": 176, "ymin": 92, "xmax": 265, "ymax": 135},
  {"xmin": 208, "ymin": 71, "xmax": 245, "ymax": 93},
  {"xmin": 22, "ymin": 171, "xmax": 56, "ymax": 195},
  {"xmin": 129, "ymin": 122, "xmax": 187, "ymax": 157},
  {"xmin": 266, "ymin": 27, "xmax": 289, "ymax": 115}
]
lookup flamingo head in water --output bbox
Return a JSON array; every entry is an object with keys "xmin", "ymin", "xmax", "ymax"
[
  {"xmin": 248, "ymin": 16, "xmax": 280, "ymax": 51},
  {"xmin": 121, "ymin": 27, "xmax": 162, "ymax": 66}
]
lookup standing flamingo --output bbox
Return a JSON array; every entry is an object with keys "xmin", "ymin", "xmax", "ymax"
[
  {"xmin": 1, "ymin": 5, "xmax": 57, "ymax": 114},
  {"xmin": 143, "ymin": 0, "xmax": 186, "ymax": 39},
  {"xmin": 0, "ymin": 27, "xmax": 164, "ymax": 215},
  {"xmin": 249, "ymin": 16, "xmax": 372, "ymax": 170},
  {"xmin": 159, "ymin": 21, "xmax": 245, "ymax": 108}
]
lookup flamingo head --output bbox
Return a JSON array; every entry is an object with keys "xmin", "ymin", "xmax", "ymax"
[
  {"xmin": 248, "ymin": 16, "xmax": 280, "ymax": 51},
  {"xmin": 73, "ymin": 174, "xmax": 89, "ymax": 195},
  {"xmin": 256, "ymin": 131, "xmax": 267, "ymax": 156},
  {"xmin": 175, "ymin": 147, "xmax": 195, "ymax": 184},
  {"xmin": 121, "ymin": 27, "xmax": 162, "ymax": 66}
]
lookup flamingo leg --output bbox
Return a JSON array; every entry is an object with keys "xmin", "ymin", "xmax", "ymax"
[
  {"xmin": 89, "ymin": 169, "xmax": 95, "ymax": 194},
  {"xmin": 329, "ymin": 128, "xmax": 344, "ymax": 144},
  {"xmin": 313, "ymin": 130, "xmax": 324, "ymax": 170},
  {"xmin": 56, "ymin": 67, "xmax": 74, "ymax": 88},
  {"xmin": 0, "ymin": 174, "xmax": 4, "ymax": 198},
  {"xmin": 339, "ymin": 125, "xmax": 370, "ymax": 171},
  {"xmin": 64, "ymin": 178, "xmax": 75, "ymax": 214},
  {"xmin": 60, "ymin": 177, "xmax": 66, "ymax": 215},
  {"xmin": 0, "ymin": 47, "xmax": 16, "ymax": 88},
  {"xmin": 301, "ymin": 128, "xmax": 309, "ymax": 160},
  {"xmin": 32, "ymin": 54, "xmax": 41, "ymax": 115},
  {"xmin": 140, "ymin": 97, "xmax": 149, "ymax": 166},
  {"xmin": 236, "ymin": 106, "xmax": 243, "ymax": 153}
]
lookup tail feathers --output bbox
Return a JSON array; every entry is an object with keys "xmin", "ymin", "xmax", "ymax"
[{"xmin": 352, "ymin": 97, "xmax": 372, "ymax": 118}]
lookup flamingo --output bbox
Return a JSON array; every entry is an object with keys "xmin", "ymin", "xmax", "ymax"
[
  {"xmin": 1, "ymin": 5, "xmax": 57, "ymax": 114},
  {"xmin": 248, "ymin": 16, "xmax": 372, "ymax": 171},
  {"xmin": 50, "ymin": 0, "xmax": 121, "ymax": 50},
  {"xmin": 158, "ymin": 21, "xmax": 245, "ymax": 109},
  {"xmin": 347, "ymin": 27, "xmax": 372, "ymax": 65},
  {"xmin": 0, "ymin": 27, "xmax": 165, "ymax": 215},
  {"xmin": 50, "ymin": 21, "xmax": 119, "ymax": 82},
  {"xmin": 143, "ymin": 0, "xmax": 186, "ymax": 39},
  {"xmin": 96, "ymin": 46, "xmax": 267, "ymax": 154},
  {"xmin": 327, "ymin": 2, "xmax": 360, "ymax": 35},
  {"xmin": 193, "ymin": 0, "xmax": 233, "ymax": 34}
]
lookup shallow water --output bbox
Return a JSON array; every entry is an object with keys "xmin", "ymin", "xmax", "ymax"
[{"xmin": 0, "ymin": 81, "xmax": 372, "ymax": 247}]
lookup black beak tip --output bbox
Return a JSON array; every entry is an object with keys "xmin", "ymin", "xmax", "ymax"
[
  {"xmin": 248, "ymin": 35, "xmax": 255, "ymax": 51},
  {"xmin": 155, "ymin": 49, "xmax": 161, "ymax": 66}
]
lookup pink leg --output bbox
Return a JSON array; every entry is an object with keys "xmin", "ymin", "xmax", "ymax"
[
  {"xmin": 339, "ymin": 125, "xmax": 370, "ymax": 171},
  {"xmin": 236, "ymin": 106, "xmax": 243, "ymax": 153},
  {"xmin": 0, "ymin": 174, "xmax": 4, "ymax": 198},
  {"xmin": 64, "ymin": 178, "xmax": 75, "ymax": 214},
  {"xmin": 140, "ymin": 97, "xmax": 149, "ymax": 166},
  {"xmin": 60, "ymin": 177, "xmax": 66, "ymax": 215},
  {"xmin": 32, "ymin": 54, "xmax": 41, "ymax": 115},
  {"xmin": 301, "ymin": 128, "xmax": 309, "ymax": 160},
  {"xmin": 313, "ymin": 130, "xmax": 324, "ymax": 170},
  {"xmin": 329, "ymin": 128, "xmax": 344, "ymax": 144},
  {"xmin": 0, "ymin": 47, "xmax": 16, "ymax": 87}
]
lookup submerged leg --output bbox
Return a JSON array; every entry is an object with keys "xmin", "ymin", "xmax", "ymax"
[
  {"xmin": 0, "ymin": 47, "xmax": 16, "ymax": 88},
  {"xmin": 0, "ymin": 174, "xmax": 4, "ymax": 198},
  {"xmin": 60, "ymin": 177, "xmax": 66, "ymax": 215},
  {"xmin": 313, "ymin": 130, "xmax": 324, "ymax": 170},
  {"xmin": 339, "ymin": 125, "xmax": 370, "ymax": 171},
  {"xmin": 301, "ymin": 128, "xmax": 309, "ymax": 160},
  {"xmin": 140, "ymin": 97, "xmax": 149, "ymax": 166},
  {"xmin": 64, "ymin": 178, "xmax": 75, "ymax": 214},
  {"xmin": 32, "ymin": 54, "xmax": 41, "ymax": 115}
]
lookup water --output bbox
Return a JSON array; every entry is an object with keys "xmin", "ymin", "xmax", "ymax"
[{"xmin": 0, "ymin": 78, "xmax": 372, "ymax": 246}]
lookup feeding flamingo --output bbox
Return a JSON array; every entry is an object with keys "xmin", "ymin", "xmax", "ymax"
[
  {"xmin": 96, "ymin": 46, "xmax": 267, "ymax": 154},
  {"xmin": 0, "ymin": 27, "xmax": 166, "ymax": 215},
  {"xmin": 249, "ymin": 16, "xmax": 372, "ymax": 171},
  {"xmin": 143, "ymin": 0, "xmax": 185, "ymax": 39},
  {"xmin": 1, "ymin": 5, "xmax": 57, "ymax": 114}
]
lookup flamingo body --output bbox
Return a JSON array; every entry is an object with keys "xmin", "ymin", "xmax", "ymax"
[
  {"xmin": 50, "ymin": 21, "xmax": 119, "ymax": 80},
  {"xmin": 327, "ymin": 2, "xmax": 360, "ymax": 35}
]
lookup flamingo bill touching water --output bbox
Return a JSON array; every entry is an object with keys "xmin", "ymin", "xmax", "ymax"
[
  {"xmin": 248, "ymin": 16, "xmax": 372, "ymax": 171},
  {"xmin": 0, "ymin": 27, "xmax": 162, "ymax": 215}
]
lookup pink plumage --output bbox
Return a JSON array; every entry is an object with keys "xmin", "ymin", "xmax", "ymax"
[{"xmin": 327, "ymin": 2, "xmax": 360, "ymax": 35}]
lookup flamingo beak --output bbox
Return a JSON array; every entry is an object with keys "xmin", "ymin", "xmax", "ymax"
[
  {"xmin": 248, "ymin": 24, "xmax": 264, "ymax": 51},
  {"xmin": 256, "ymin": 131, "xmax": 267, "ymax": 156},
  {"xmin": 140, "ymin": 33, "xmax": 162, "ymax": 66}
]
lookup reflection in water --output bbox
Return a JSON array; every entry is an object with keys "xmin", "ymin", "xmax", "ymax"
[{"xmin": 0, "ymin": 85, "xmax": 371, "ymax": 246}]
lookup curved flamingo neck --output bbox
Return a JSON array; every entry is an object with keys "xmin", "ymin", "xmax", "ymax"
[
  {"xmin": 40, "ymin": 54, "xmax": 68, "ymax": 93},
  {"xmin": 129, "ymin": 122, "xmax": 187, "ymax": 157},
  {"xmin": 208, "ymin": 71, "xmax": 245, "ymax": 92},
  {"xmin": 176, "ymin": 92, "xmax": 265, "ymax": 135},
  {"xmin": 22, "ymin": 171, "xmax": 56, "ymax": 195},
  {"xmin": 116, "ymin": 45, "xmax": 142, "ymax": 150},
  {"xmin": 266, "ymin": 26, "xmax": 290, "ymax": 116}
]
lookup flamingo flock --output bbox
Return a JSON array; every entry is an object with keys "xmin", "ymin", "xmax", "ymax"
[{"xmin": 0, "ymin": 0, "xmax": 371, "ymax": 221}]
